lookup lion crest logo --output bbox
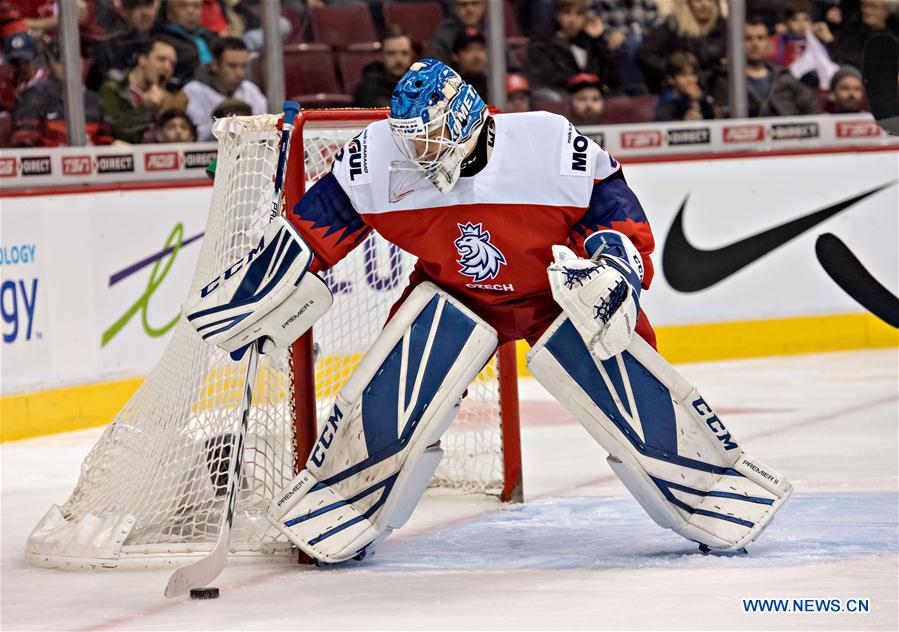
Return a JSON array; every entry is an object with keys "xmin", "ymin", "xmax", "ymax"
[{"xmin": 454, "ymin": 222, "xmax": 506, "ymax": 282}]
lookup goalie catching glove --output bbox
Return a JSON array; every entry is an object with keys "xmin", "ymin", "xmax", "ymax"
[
  {"xmin": 548, "ymin": 230, "xmax": 644, "ymax": 360},
  {"xmin": 184, "ymin": 217, "xmax": 333, "ymax": 359}
]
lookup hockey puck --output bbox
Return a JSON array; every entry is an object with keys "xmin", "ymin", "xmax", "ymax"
[{"xmin": 190, "ymin": 587, "xmax": 219, "ymax": 600}]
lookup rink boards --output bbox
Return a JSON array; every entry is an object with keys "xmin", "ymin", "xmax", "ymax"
[{"xmin": 1, "ymin": 146, "xmax": 896, "ymax": 440}]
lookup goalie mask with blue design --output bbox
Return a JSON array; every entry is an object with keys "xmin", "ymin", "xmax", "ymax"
[{"xmin": 389, "ymin": 58, "xmax": 487, "ymax": 194}]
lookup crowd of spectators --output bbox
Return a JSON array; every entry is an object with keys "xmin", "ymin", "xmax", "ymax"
[{"xmin": 0, "ymin": 0, "xmax": 896, "ymax": 148}]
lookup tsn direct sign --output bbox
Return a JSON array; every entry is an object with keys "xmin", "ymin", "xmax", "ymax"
[
  {"xmin": 723, "ymin": 124, "xmax": 765, "ymax": 143},
  {"xmin": 62, "ymin": 155, "xmax": 94, "ymax": 176},
  {"xmin": 835, "ymin": 120, "xmax": 881, "ymax": 138},
  {"xmin": 620, "ymin": 130, "xmax": 663, "ymax": 149}
]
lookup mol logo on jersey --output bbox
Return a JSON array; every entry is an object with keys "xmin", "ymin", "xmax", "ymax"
[{"xmin": 454, "ymin": 222, "xmax": 506, "ymax": 283}]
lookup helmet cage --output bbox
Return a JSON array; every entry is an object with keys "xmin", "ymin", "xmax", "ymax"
[{"xmin": 389, "ymin": 82, "xmax": 487, "ymax": 193}]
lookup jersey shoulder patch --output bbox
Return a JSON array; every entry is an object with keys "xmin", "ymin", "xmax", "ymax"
[
  {"xmin": 332, "ymin": 126, "xmax": 373, "ymax": 187},
  {"xmin": 559, "ymin": 121, "xmax": 593, "ymax": 177}
]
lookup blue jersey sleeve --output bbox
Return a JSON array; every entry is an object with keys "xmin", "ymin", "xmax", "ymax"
[{"xmin": 288, "ymin": 172, "xmax": 372, "ymax": 271}]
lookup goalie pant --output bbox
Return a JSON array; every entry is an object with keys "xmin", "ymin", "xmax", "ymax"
[{"xmin": 266, "ymin": 282, "xmax": 499, "ymax": 563}]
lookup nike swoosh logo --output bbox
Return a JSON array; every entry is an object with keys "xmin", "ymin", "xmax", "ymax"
[
  {"xmin": 662, "ymin": 182, "xmax": 895, "ymax": 292},
  {"xmin": 392, "ymin": 189, "xmax": 415, "ymax": 202}
]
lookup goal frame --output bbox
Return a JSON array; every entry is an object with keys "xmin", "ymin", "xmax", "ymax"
[{"xmin": 286, "ymin": 108, "xmax": 523, "ymax": 503}]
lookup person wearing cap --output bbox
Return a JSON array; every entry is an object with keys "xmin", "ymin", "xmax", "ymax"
[
  {"xmin": 528, "ymin": 0, "xmax": 619, "ymax": 100},
  {"xmin": 505, "ymin": 73, "xmax": 531, "ymax": 113},
  {"xmin": 451, "ymin": 26, "xmax": 488, "ymax": 99},
  {"xmin": 567, "ymin": 72, "xmax": 605, "ymax": 126},
  {"xmin": 353, "ymin": 27, "xmax": 414, "ymax": 108},
  {"xmin": 11, "ymin": 39, "xmax": 112, "ymax": 146},
  {"xmin": 826, "ymin": 65, "xmax": 866, "ymax": 113},
  {"xmin": 1, "ymin": 32, "xmax": 46, "ymax": 112}
]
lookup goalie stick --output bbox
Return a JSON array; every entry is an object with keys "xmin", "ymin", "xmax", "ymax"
[{"xmin": 164, "ymin": 101, "xmax": 301, "ymax": 598}]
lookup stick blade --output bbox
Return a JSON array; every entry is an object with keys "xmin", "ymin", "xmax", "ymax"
[{"xmin": 163, "ymin": 540, "xmax": 228, "ymax": 598}]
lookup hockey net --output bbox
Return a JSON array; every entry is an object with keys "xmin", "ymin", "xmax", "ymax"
[{"xmin": 26, "ymin": 110, "xmax": 521, "ymax": 569}]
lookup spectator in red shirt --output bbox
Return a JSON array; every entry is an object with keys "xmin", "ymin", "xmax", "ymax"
[
  {"xmin": 0, "ymin": 1, "xmax": 28, "ymax": 39},
  {"xmin": 16, "ymin": 0, "xmax": 104, "ymax": 43},
  {"xmin": 11, "ymin": 39, "xmax": 112, "ymax": 146},
  {"xmin": 202, "ymin": 0, "xmax": 231, "ymax": 34}
]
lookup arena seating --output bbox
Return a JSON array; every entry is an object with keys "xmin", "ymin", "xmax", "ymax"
[{"xmin": 382, "ymin": 2, "xmax": 444, "ymax": 52}]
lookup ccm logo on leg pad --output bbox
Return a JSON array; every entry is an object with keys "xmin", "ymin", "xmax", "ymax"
[
  {"xmin": 692, "ymin": 397, "xmax": 739, "ymax": 451},
  {"xmin": 310, "ymin": 405, "xmax": 344, "ymax": 468}
]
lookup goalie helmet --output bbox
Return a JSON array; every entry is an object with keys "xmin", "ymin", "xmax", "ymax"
[{"xmin": 388, "ymin": 58, "xmax": 487, "ymax": 194}]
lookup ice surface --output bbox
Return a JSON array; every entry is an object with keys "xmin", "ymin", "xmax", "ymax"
[{"xmin": 2, "ymin": 349, "xmax": 897, "ymax": 630}]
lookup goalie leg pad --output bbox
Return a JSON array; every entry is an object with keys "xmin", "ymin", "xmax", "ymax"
[
  {"xmin": 527, "ymin": 315, "xmax": 792, "ymax": 551},
  {"xmin": 267, "ymin": 282, "xmax": 498, "ymax": 563}
]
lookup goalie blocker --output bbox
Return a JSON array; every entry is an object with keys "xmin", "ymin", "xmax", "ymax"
[
  {"xmin": 266, "ymin": 282, "xmax": 498, "ymax": 563},
  {"xmin": 184, "ymin": 216, "xmax": 333, "ymax": 360}
]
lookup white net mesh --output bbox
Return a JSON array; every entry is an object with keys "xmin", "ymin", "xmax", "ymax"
[{"xmin": 25, "ymin": 112, "xmax": 506, "ymax": 568}]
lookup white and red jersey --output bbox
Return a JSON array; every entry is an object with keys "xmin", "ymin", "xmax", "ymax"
[{"xmin": 284, "ymin": 111, "xmax": 656, "ymax": 345}]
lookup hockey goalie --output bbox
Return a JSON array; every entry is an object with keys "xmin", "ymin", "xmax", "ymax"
[{"xmin": 186, "ymin": 59, "xmax": 792, "ymax": 564}]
